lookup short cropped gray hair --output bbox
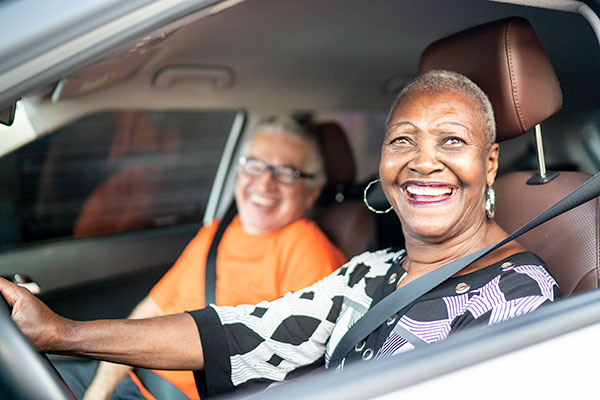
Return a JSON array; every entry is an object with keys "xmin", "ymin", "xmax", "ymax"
[
  {"xmin": 387, "ymin": 70, "xmax": 496, "ymax": 146},
  {"xmin": 241, "ymin": 116, "xmax": 326, "ymax": 187}
]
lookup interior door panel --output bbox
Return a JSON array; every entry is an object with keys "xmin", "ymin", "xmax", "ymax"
[{"xmin": 0, "ymin": 223, "xmax": 199, "ymax": 320}]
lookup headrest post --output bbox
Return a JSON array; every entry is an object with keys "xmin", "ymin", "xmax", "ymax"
[
  {"xmin": 526, "ymin": 124, "xmax": 559, "ymax": 185},
  {"xmin": 535, "ymin": 124, "xmax": 548, "ymax": 179}
]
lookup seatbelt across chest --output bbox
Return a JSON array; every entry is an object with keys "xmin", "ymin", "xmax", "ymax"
[
  {"xmin": 204, "ymin": 201, "xmax": 237, "ymax": 305},
  {"xmin": 133, "ymin": 202, "xmax": 238, "ymax": 399},
  {"xmin": 329, "ymin": 171, "xmax": 600, "ymax": 368}
]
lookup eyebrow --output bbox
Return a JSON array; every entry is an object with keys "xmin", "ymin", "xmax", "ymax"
[
  {"xmin": 386, "ymin": 121, "xmax": 475, "ymax": 135},
  {"xmin": 436, "ymin": 121, "xmax": 474, "ymax": 134},
  {"xmin": 386, "ymin": 121, "xmax": 416, "ymax": 131}
]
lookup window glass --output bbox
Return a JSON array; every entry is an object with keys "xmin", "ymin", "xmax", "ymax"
[{"xmin": 0, "ymin": 110, "xmax": 237, "ymax": 250}]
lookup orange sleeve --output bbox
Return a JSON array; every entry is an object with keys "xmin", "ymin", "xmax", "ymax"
[
  {"xmin": 276, "ymin": 222, "xmax": 346, "ymax": 296},
  {"xmin": 149, "ymin": 221, "xmax": 217, "ymax": 312}
]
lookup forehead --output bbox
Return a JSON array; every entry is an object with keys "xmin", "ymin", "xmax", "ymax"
[
  {"xmin": 389, "ymin": 88, "xmax": 484, "ymax": 132},
  {"xmin": 248, "ymin": 131, "xmax": 313, "ymax": 165}
]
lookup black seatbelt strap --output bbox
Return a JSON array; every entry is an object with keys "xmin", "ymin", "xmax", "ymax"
[
  {"xmin": 330, "ymin": 171, "xmax": 600, "ymax": 368},
  {"xmin": 132, "ymin": 203, "xmax": 237, "ymax": 399},
  {"xmin": 205, "ymin": 201, "xmax": 237, "ymax": 305}
]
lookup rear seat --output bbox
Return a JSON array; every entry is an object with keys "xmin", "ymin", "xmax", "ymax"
[{"xmin": 310, "ymin": 121, "xmax": 377, "ymax": 259}]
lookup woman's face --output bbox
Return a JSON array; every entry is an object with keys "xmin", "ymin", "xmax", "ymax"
[
  {"xmin": 235, "ymin": 131, "xmax": 323, "ymax": 235},
  {"xmin": 380, "ymin": 89, "xmax": 499, "ymax": 243}
]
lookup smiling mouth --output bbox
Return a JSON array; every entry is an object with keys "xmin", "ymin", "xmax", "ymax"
[
  {"xmin": 249, "ymin": 193, "xmax": 277, "ymax": 207},
  {"xmin": 402, "ymin": 182, "xmax": 456, "ymax": 205}
]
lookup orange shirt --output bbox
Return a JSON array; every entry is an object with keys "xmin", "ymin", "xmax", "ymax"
[{"xmin": 143, "ymin": 216, "xmax": 346, "ymax": 399}]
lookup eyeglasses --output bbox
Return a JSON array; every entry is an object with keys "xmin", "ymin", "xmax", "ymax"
[{"xmin": 238, "ymin": 156, "xmax": 316, "ymax": 186}]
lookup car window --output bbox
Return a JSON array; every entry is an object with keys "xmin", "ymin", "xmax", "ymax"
[{"xmin": 0, "ymin": 109, "xmax": 238, "ymax": 250}]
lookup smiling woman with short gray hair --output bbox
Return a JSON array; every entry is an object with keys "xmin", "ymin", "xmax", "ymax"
[{"xmin": 0, "ymin": 70, "xmax": 560, "ymax": 399}]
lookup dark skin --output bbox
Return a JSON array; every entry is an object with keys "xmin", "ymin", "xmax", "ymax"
[
  {"xmin": 0, "ymin": 278, "xmax": 204, "ymax": 370},
  {"xmin": 381, "ymin": 89, "xmax": 524, "ymax": 288},
  {"xmin": 0, "ymin": 86, "xmax": 523, "ymax": 370}
]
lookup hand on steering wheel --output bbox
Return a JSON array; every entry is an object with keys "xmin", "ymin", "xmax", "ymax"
[{"xmin": 0, "ymin": 279, "xmax": 76, "ymax": 399}]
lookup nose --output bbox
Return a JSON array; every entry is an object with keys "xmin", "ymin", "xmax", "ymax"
[
  {"xmin": 255, "ymin": 167, "xmax": 278, "ymax": 187},
  {"xmin": 407, "ymin": 143, "xmax": 443, "ymax": 175}
]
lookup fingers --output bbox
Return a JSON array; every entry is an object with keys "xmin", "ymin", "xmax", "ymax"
[{"xmin": 0, "ymin": 277, "xmax": 20, "ymax": 307}]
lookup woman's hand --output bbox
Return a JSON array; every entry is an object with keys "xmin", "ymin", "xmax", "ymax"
[
  {"xmin": 0, "ymin": 277, "xmax": 70, "ymax": 352},
  {"xmin": 0, "ymin": 277, "xmax": 204, "ymax": 370}
]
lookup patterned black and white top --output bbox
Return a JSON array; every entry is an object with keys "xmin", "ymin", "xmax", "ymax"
[{"xmin": 190, "ymin": 248, "xmax": 559, "ymax": 397}]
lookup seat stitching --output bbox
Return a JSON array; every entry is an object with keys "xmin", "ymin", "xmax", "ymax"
[
  {"xmin": 596, "ymin": 197, "xmax": 600, "ymax": 284},
  {"xmin": 505, "ymin": 18, "xmax": 527, "ymax": 133}
]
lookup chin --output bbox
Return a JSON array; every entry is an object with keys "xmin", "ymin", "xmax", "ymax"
[{"xmin": 406, "ymin": 222, "xmax": 457, "ymax": 242}]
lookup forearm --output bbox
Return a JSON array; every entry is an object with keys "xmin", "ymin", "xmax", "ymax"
[
  {"xmin": 84, "ymin": 296, "xmax": 166, "ymax": 399},
  {"xmin": 0, "ymin": 279, "xmax": 205, "ymax": 370},
  {"xmin": 56, "ymin": 313, "xmax": 204, "ymax": 370},
  {"xmin": 84, "ymin": 362, "xmax": 133, "ymax": 400}
]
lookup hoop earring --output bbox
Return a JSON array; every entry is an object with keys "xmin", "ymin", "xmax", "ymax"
[
  {"xmin": 363, "ymin": 179, "xmax": 393, "ymax": 214},
  {"xmin": 485, "ymin": 186, "xmax": 495, "ymax": 219}
]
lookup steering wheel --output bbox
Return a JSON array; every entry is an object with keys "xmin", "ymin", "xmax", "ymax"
[{"xmin": 0, "ymin": 295, "xmax": 76, "ymax": 400}]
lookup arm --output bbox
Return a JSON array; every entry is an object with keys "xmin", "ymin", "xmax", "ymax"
[
  {"xmin": 83, "ymin": 296, "xmax": 165, "ymax": 400},
  {"xmin": 0, "ymin": 278, "xmax": 205, "ymax": 370}
]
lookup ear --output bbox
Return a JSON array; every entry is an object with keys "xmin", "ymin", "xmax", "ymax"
[
  {"xmin": 486, "ymin": 143, "xmax": 500, "ymax": 187},
  {"xmin": 304, "ymin": 183, "xmax": 324, "ymax": 209}
]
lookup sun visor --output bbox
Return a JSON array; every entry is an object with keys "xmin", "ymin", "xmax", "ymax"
[
  {"xmin": 51, "ymin": 49, "xmax": 158, "ymax": 102},
  {"xmin": 152, "ymin": 65, "xmax": 234, "ymax": 90}
]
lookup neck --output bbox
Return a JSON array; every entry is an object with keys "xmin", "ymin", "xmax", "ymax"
[{"xmin": 402, "ymin": 217, "xmax": 502, "ymax": 276}]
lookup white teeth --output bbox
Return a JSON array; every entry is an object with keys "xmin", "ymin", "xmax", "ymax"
[
  {"xmin": 250, "ymin": 194, "xmax": 277, "ymax": 206},
  {"xmin": 406, "ymin": 185, "xmax": 452, "ymax": 196}
]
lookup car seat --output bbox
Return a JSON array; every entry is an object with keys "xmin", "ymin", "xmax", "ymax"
[
  {"xmin": 419, "ymin": 16, "xmax": 599, "ymax": 296},
  {"xmin": 310, "ymin": 121, "xmax": 377, "ymax": 259}
]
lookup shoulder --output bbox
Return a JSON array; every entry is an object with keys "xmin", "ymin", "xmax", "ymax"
[
  {"xmin": 445, "ymin": 252, "xmax": 559, "ymax": 330},
  {"xmin": 493, "ymin": 252, "xmax": 559, "ymax": 301},
  {"xmin": 281, "ymin": 218, "xmax": 330, "ymax": 239},
  {"xmin": 336, "ymin": 247, "xmax": 406, "ymax": 279},
  {"xmin": 275, "ymin": 218, "xmax": 342, "ymax": 253}
]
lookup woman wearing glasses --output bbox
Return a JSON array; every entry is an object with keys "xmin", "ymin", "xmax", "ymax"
[{"xmin": 56, "ymin": 117, "xmax": 345, "ymax": 400}]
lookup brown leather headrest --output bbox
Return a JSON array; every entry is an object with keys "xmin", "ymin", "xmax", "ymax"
[
  {"xmin": 316, "ymin": 121, "xmax": 356, "ymax": 187},
  {"xmin": 419, "ymin": 17, "xmax": 562, "ymax": 141}
]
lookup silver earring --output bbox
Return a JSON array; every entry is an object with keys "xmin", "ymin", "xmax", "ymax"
[
  {"xmin": 485, "ymin": 186, "xmax": 495, "ymax": 219},
  {"xmin": 363, "ymin": 179, "xmax": 393, "ymax": 214}
]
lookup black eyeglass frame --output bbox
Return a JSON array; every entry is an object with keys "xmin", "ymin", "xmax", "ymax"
[{"xmin": 238, "ymin": 156, "xmax": 316, "ymax": 186}]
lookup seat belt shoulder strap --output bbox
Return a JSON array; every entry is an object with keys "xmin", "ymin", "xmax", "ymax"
[{"xmin": 205, "ymin": 201, "xmax": 237, "ymax": 305}]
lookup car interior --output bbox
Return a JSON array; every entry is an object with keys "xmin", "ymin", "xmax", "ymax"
[{"xmin": 0, "ymin": 0, "xmax": 599, "ymax": 398}]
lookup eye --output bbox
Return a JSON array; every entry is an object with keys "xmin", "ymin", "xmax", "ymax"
[
  {"xmin": 390, "ymin": 136, "xmax": 413, "ymax": 146},
  {"xmin": 442, "ymin": 136, "xmax": 466, "ymax": 146}
]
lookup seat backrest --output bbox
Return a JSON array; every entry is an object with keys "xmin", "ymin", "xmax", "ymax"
[
  {"xmin": 419, "ymin": 17, "xmax": 599, "ymax": 296},
  {"xmin": 495, "ymin": 171, "xmax": 599, "ymax": 295},
  {"xmin": 310, "ymin": 121, "xmax": 376, "ymax": 259}
]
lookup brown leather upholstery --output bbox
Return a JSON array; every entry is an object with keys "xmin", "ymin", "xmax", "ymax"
[
  {"xmin": 418, "ymin": 17, "xmax": 599, "ymax": 295},
  {"xmin": 318, "ymin": 122, "xmax": 356, "ymax": 188},
  {"xmin": 420, "ymin": 17, "xmax": 562, "ymax": 141},
  {"xmin": 311, "ymin": 121, "xmax": 375, "ymax": 259},
  {"xmin": 495, "ymin": 172, "xmax": 600, "ymax": 296}
]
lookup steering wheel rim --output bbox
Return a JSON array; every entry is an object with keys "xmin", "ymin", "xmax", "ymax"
[{"xmin": 0, "ymin": 295, "xmax": 76, "ymax": 400}]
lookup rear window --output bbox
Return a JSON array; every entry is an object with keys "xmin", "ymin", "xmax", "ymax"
[{"xmin": 0, "ymin": 110, "xmax": 237, "ymax": 250}]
